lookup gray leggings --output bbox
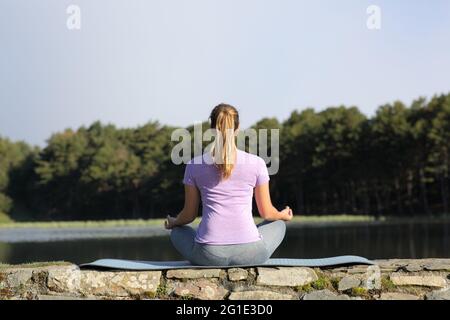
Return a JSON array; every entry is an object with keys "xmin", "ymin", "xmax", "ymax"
[{"xmin": 170, "ymin": 220, "xmax": 286, "ymax": 266}]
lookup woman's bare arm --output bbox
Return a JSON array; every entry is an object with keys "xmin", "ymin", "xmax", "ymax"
[
  {"xmin": 254, "ymin": 183, "xmax": 293, "ymax": 221},
  {"xmin": 164, "ymin": 185, "xmax": 200, "ymax": 229}
]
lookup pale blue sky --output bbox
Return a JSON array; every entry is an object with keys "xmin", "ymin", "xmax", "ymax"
[{"xmin": 1, "ymin": 0, "xmax": 450, "ymax": 147}]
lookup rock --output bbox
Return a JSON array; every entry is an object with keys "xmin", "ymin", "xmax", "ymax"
[
  {"xmin": 423, "ymin": 260, "xmax": 450, "ymax": 271},
  {"xmin": 3, "ymin": 259, "xmax": 450, "ymax": 300},
  {"xmin": 405, "ymin": 264, "xmax": 422, "ymax": 272},
  {"xmin": 303, "ymin": 289, "xmax": 350, "ymax": 300},
  {"xmin": 425, "ymin": 288, "xmax": 450, "ymax": 300},
  {"xmin": 373, "ymin": 259, "xmax": 408, "ymax": 272},
  {"xmin": 37, "ymin": 294, "xmax": 100, "ymax": 300},
  {"xmin": 362, "ymin": 265, "xmax": 382, "ymax": 290},
  {"xmin": 379, "ymin": 292, "xmax": 420, "ymax": 300},
  {"xmin": 256, "ymin": 267, "xmax": 318, "ymax": 287},
  {"xmin": 338, "ymin": 276, "xmax": 361, "ymax": 291},
  {"xmin": 347, "ymin": 266, "xmax": 370, "ymax": 274},
  {"xmin": 228, "ymin": 268, "xmax": 248, "ymax": 281},
  {"xmin": 79, "ymin": 270, "xmax": 161, "ymax": 297},
  {"xmin": 390, "ymin": 273, "xmax": 447, "ymax": 288},
  {"xmin": 1, "ymin": 268, "xmax": 33, "ymax": 289},
  {"xmin": 168, "ymin": 279, "xmax": 228, "ymax": 300},
  {"xmin": 166, "ymin": 269, "xmax": 221, "ymax": 279},
  {"xmin": 248, "ymin": 268, "xmax": 257, "ymax": 278},
  {"xmin": 329, "ymin": 267, "xmax": 347, "ymax": 273},
  {"xmin": 374, "ymin": 259, "xmax": 450, "ymax": 272},
  {"xmin": 46, "ymin": 265, "xmax": 82, "ymax": 294},
  {"xmin": 229, "ymin": 290, "xmax": 296, "ymax": 300}
]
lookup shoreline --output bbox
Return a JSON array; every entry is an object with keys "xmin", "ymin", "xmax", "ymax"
[
  {"xmin": 0, "ymin": 215, "xmax": 377, "ymax": 230},
  {"xmin": 0, "ymin": 217, "xmax": 449, "ymax": 243},
  {"xmin": 2, "ymin": 214, "xmax": 450, "ymax": 230}
]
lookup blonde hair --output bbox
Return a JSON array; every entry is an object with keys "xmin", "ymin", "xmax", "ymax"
[{"xmin": 209, "ymin": 104, "xmax": 240, "ymax": 180}]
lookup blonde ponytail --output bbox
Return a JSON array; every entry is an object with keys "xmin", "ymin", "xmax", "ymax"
[{"xmin": 209, "ymin": 104, "xmax": 240, "ymax": 180}]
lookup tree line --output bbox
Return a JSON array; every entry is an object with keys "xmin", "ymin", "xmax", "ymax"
[{"xmin": 1, "ymin": 93, "xmax": 449, "ymax": 221}]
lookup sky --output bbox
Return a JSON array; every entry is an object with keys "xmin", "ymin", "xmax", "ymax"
[{"xmin": 1, "ymin": 0, "xmax": 450, "ymax": 147}]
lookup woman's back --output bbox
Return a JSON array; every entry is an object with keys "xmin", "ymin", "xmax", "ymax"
[
  {"xmin": 167, "ymin": 103, "xmax": 291, "ymax": 266},
  {"xmin": 184, "ymin": 149, "xmax": 270, "ymax": 245}
]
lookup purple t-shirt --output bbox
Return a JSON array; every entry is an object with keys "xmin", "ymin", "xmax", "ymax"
[{"xmin": 183, "ymin": 149, "xmax": 270, "ymax": 245}]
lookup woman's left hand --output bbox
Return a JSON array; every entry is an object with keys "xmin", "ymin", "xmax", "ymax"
[
  {"xmin": 280, "ymin": 206, "xmax": 293, "ymax": 221},
  {"xmin": 164, "ymin": 215, "xmax": 177, "ymax": 229}
]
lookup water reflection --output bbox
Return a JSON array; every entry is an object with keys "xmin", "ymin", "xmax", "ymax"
[{"xmin": 1, "ymin": 221, "xmax": 449, "ymax": 265}]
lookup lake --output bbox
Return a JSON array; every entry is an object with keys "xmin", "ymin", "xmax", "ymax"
[{"xmin": 1, "ymin": 220, "xmax": 450, "ymax": 265}]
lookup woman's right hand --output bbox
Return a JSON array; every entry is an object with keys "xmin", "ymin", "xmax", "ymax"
[
  {"xmin": 164, "ymin": 215, "xmax": 178, "ymax": 229},
  {"xmin": 280, "ymin": 206, "xmax": 293, "ymax": 221}
]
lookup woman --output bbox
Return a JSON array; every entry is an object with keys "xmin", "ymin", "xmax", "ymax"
[{"xmin": 164, "ymin": 104, "xmax": 293, "ymax": 266}]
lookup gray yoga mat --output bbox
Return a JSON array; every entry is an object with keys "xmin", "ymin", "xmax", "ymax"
[{"xmin": 80, "ymin": 256, "xmax": 375, "ymax": 270}]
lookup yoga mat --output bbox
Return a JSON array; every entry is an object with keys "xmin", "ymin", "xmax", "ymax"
[{"xmin": 80, "ymin": 256, "xmax": 375, "ymax": 270}]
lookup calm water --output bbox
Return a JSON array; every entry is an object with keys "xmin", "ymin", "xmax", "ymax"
[{"xmin": 1, "ymin": 221, "xmax": 450, "ymax": 265}]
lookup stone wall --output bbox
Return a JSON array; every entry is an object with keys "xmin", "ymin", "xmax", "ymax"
[{"xmin": 1, "ymin": 259, "xmax": 450, "ymax": 300}]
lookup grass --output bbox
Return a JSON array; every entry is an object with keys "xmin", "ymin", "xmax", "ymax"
[
  {"xmin": 0, "ymin": 215, "xmax": 378, "ymax": 229},
  {"xmin": 350, "ymin": 287, "xmax": 370, "ymax": 298},
  {"xmin": 270, "ymin": 215, "xmax": 380, "ymax": 224},
  {"xmin": 156, "ymin": 282, "xmax": 168, "ymax": 298},
  {"xmin": 0, "ymin": 218, "xmax": 176, "ymax": 229},
  {"xmin": 296, "ymin": 271, "xmax": 339, "ymax": 293},
  {"xmin": 0, "ymin": 211, "xmax": 14, "ymax": 224},
  {"xmin": 381, "ymin": 276, "xmax": 397, "ymax": 291}
]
